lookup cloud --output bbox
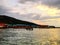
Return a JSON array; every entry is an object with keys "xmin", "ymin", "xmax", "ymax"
[
  {"xmin": 42, "ymin": 18, "xmax": 60, "ymax": 27},
  {"xmin": 19, "ymin": 13, "xmax": 41, "ymax": 20},
  {"xmin": 1, "ymin": 0, "xmax": 60, "ymax": 20},
  {"xmin": 0, "ymin": 0, "xmax": 60, "ymax": 26},
  {"xmin": 19, "ymin": 0, "xmax": 40, "ymax": 3},
  {"xmin": 0, "ymin": 6, "xmax": 9, "ymax": 15},
  {"xmin": 19, "ymin": 0, "xmax": 60, "ymax": 8},
  {"xmin": 32, "ymin": 20, "xmax": 45, "ymax": 25},
  {"xmin": 40, "ymin": 0, "xmax": 60, "ymax": 8},
  {"xmin": 32, "ymin": 15, "xmax": 40, "ymax": 20},
  {"xmin": 40, "ymin": 16, "xmax": 60, "ymax": 20}
]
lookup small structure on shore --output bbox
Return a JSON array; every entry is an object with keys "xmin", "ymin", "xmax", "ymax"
[
  {"xmin": 0, "ymin": 15, "xmax": 55, "ymax": 30},
  {"xmin": 0, "ymin": 22, "xmax": 7, "ymax": 29}
]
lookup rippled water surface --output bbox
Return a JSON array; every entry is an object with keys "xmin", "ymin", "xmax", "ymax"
[{"xmin": 0, "ymin": 28, "xmax": 60, "ymax": 45}]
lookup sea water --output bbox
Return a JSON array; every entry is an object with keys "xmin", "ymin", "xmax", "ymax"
[{"xmin": 0, "ymin": 28, "xmax": 60, "ymax": 45}]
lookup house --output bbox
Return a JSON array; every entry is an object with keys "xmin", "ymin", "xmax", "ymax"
[{"xmin": 0, "ymin": 22, "xmax": 7, "ymax": 28}]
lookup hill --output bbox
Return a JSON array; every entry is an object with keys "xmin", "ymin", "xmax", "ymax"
[
  {"xmin": 0, "ymin": 15, "xmax": 41, "ymax": 28},
  {"xmin": 0, "ymin": 15, "xmax": 55, "ymax": 28}
]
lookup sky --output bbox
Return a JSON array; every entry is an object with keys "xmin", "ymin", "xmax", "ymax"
[{"xmin": 0, "ymin": 0, "xmax": 60, "ymax": 27}]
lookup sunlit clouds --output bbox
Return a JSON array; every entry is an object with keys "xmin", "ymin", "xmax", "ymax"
[
  {"xmin": 36, "ymin": 4, "xmax": 60, "ymax": 16},
  {"xmin": 42, "ymin": 18, "xmax": 60, "ymax": 27},
  {"xmin": 0, "ymin": 0, "xmax": 60, "ymax": 27}
]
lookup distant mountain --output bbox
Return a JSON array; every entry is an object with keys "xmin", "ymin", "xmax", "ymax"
[
  {"xmin": 0, "ymin": 15, "xmax": 41, "ymax": 27},
  {"xmin": 0, "ymin": 15, "xmax": 35, "ymax": 24},
  {"xmin": 0, "ymin": 15, "xmax": 55, "ymax": 28}
]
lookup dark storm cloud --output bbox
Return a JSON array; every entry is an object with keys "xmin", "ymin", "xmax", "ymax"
[
  {"xmin": 41, "ymin": 0, "xmax": 60, "ymax": 8},
  {"xmin": 19, "ymin": 0, "xmax": 40, "ymax": 3},
  {"xmin": 19, "ymin": 0, "xmax": 60, "ymax": 8}
]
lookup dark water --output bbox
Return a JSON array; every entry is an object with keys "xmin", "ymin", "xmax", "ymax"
[{"xmin": 0, "ymin": 28, "xmax": 60, "ymax": 45}]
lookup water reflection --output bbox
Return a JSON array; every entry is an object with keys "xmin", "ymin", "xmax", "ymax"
[{"xmin": 0, "ymin": 28, "xmax": 60, "ymax": 45}]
